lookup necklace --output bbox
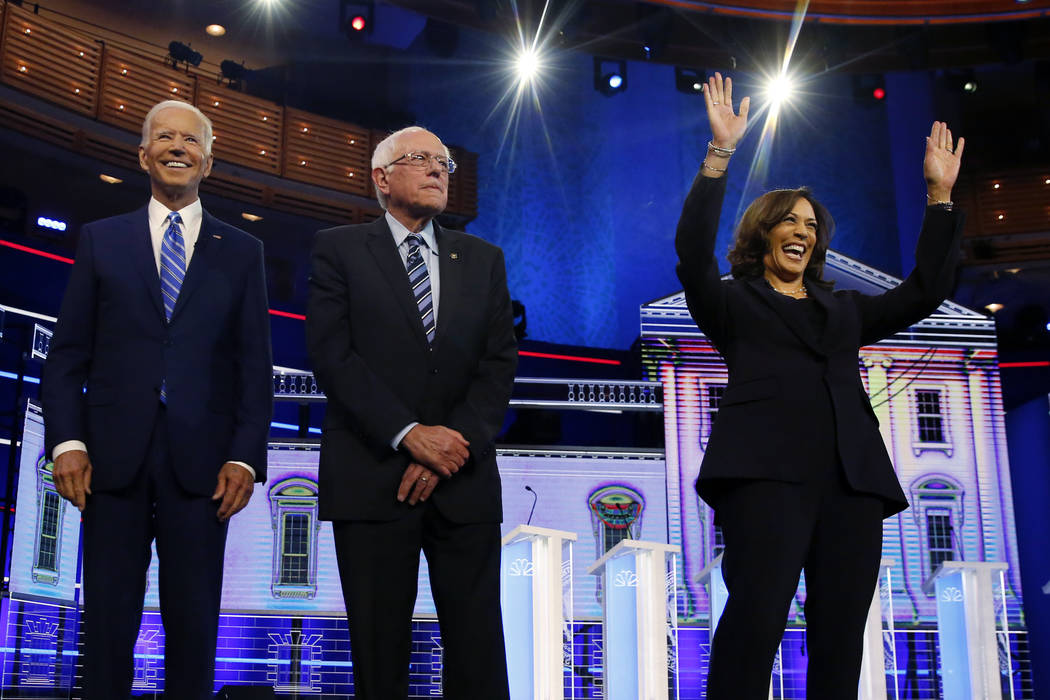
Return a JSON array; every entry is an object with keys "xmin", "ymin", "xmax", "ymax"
[{"xmin": 769, "ymin": 280, "xmax": 808, "ymax": 297}]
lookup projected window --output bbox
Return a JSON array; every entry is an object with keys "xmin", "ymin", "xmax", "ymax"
[
  {"xmin": 588, "ymin": 485, "xmax": 644, "ymax": 555},
  {"xmin": 703, "ymin": 384, "xmax": 725, "ymax": 444},
  {"xmin": 32, "ymin": 455, "xmax": 64, "ymax": 585},
  {"xmin": 268, "ymin": 478, "xmax": 321, "ymax": 599},
  {"xmin": 926, "ymin": 509, "xmax": 955, "ymax": 574},
  {"xmin": 912, "ymin": 387, "xmax": 952, "ymax": 455},
  {"xmin": 911, "ymin": 477, "xmax": 963, "ymax": 587}
]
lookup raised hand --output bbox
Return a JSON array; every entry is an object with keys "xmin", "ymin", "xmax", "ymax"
[
  {"xmin": 924, "ymin": 121, "xmax": 964, "ymax": 202},
  {"xmin": 703, "ymin": 72, "xmax": 750, "ymax": 150}
]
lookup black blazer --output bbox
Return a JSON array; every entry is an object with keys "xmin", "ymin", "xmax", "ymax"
[
  {"xmin": 306, "ymin": 216, "xmax": 518, "ymax": 523},
  {"xmin": 42, "ymin": 206, "xmax": 274, "ymax": 493},
  {"xmin": 675, "ymin": 174, "xmax": 963, "ymax": 516}
]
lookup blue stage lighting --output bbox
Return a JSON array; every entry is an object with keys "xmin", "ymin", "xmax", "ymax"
[
  {"xmin": 35, "ymin": 216, "xmax": 67, "ymax": 232},
  {"xmin": 594, "ymin": 57, "xmax": 627, "ymax": 96}
]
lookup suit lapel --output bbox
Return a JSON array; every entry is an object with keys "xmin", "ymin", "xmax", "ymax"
[
  {"xmin": 744, "ymin": 276, "xmax": 826, "ymax": 355},
  {"xmin": 366, "ymin": 218, "xmax": 430, "ymax": 348},
  {"xmin": 130, "ymin": 207, "xmax": 166, "ymax": 322},
  {"xmin": 169, "ymin": 210, "xmax": 217, "ymax": 323},
  {"xmin": 806, "ymin": 281, "xmax": 842, "ymax": 353},
  {"xmin": 432, "ymin": 222, "xmax": 462, "ymax": 348}
]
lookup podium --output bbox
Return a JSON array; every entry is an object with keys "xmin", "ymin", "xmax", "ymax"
[
  {"xmin": 500, "ymin": 525, "xmax": 577, "ymax": 700},
  {"xmin": 587, "ymin": 540, "xmax": 680, "ymax": 700},
  {"xmin": 859, "ymin": 559, "xmax": 898, "ymax": 700},
  {"xmin": 922, "ymin": 561, "xmax": 1010, "ymax": 700}
]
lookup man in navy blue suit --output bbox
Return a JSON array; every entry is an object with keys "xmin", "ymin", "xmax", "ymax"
[{"xmin": 41, "ymin": 100, "xmax": 273, "ymax": 699}]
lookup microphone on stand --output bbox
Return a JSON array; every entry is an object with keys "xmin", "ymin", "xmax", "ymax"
[{"xmin": 524, "ymin": 485, "xmax": 538, "ymax": 526}]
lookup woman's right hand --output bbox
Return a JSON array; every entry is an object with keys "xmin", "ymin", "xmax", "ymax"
[{"xmin": 703, "ymin": 72, "xmax": 749, "ymax": 150}]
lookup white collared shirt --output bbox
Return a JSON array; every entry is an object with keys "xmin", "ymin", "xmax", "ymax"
[
  {"xmin": 147, "ymin": 196, "xmax": 203, "ymax": 273},
  {"xmin": 385, "ymin": 212, "xmax": 441, "ymax": 327}
]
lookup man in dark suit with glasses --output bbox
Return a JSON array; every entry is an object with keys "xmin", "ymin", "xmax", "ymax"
[{"xmin": 307, "ymin": 126, "xmax": 517, "ymax": 700}]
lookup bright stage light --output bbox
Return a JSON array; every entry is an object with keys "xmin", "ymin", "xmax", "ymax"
[
  {"xmin": 516, "ymin": 48, "xmax": 540, "ymax": 84},
  {"xmin": 765, "ymin": 73, "xmax": 796, "ymax": 107}
]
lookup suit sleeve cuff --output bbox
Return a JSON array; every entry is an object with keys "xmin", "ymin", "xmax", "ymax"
[
  {"xmin": 391, "ymin": 422, "xmax": 419, "ymax": 450},
  {"xmin": 53, "ymin": 440, "xmax": 87, "ymax": 462},
  {"xmin": 229, "ymin": 461, "xmax": 256, "ymax": 479}
]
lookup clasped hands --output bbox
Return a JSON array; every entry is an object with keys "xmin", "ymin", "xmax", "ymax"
[{"xmin": 397, "ymin": 424, "xmax": 470, "ymax": 506}]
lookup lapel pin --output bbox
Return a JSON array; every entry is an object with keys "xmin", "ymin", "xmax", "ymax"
[
  {"xmin": 450, "ymin": 252, "xmax": 459, "ymax": 260},
  {"xmin": 212, "ymin": 234, "xmax": 222, "ymax": 239}
]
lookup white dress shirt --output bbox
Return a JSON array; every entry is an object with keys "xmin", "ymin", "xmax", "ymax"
[
  {"xmin": 53, "ymin": 198, "xmax": 255, "ymax": 479},
  {"xmin": 386, "ymin": 212, "xmax": 441, "ymax": 449}
]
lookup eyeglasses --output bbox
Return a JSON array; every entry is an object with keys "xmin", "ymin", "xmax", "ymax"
[{"xmin": 386, "ymin": 151, "xmax": 457, "ymax": 174}]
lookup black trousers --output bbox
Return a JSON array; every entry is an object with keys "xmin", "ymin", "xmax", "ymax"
[
  {"xmin": 332, "ymin": 500, "xmax": 510, "ymax": 700},
  {"xmin": 704, "ymin": 468, "xmax": 884, "ymax": 700},
  {"xmin": 80, "ymin": 408, "xmax": 229, "ymax": 700}
]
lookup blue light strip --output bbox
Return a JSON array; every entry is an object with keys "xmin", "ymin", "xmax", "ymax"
[
  {"xmin": 0, "ymin": 370, "xmax": 40, "ymax": 384},
  {"xmin": 270, "ymin": 421, "xmax": 322, "ymax": 435}
]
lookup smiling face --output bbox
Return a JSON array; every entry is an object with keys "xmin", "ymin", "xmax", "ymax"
[
  {"xmin": 373, "ymin": 129, "xmax": 449, "ymax": 226},
  {"xmin": 138, "ymin": 106, "xmax": 213, "ymax": 211},
  {"xmin": 762, "ymin": 197, "xmax": 818, "ymax": 285}
]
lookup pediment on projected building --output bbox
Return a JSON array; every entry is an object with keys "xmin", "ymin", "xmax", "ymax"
[{"xmin": 642, "ymin": 250, "xmax": 994, "ymax": 347}]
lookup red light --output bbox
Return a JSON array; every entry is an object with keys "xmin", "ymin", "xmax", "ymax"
[
  {"xmin": 351, "ymin": 15, "xmax": 366, "ymax": 31},
  {"xmin": 872, "ymin": 87, "xmax": 886, "ymax": 100}
]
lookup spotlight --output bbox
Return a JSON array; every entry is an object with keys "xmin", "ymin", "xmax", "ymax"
[
  {"xmin": 220, "ymin": 60, "xmax": 253, "ymax": 89},
  {"xmin": 205, "ymin": 24, "xmax": 226, "ymax": 37},
  {"xmin": 852, "ymin": 74, "xmax": 886, "ymax": 106},
  {"xmin": 944, "ymin": 69, "xmax": 978, "ymax": 95},
  {"xmin": 594, "ymin": 57, "xmax": 627, "ymax": 96},
  {"xmin": 340, "ymin": 1, "xmax": 374, "ymax": 39},
  {"xmin": 167, "ymin": 41, "xmax": 202, "ymax": 69},
  {"xmin": 765, "ymin": 72, "xmax": 796, "ymax": 108},
  {"xmin": 516, "ymin": 48, "xmax": 541, "ymax": 85},
  {"xmin": 675, "ymin": 67, "xmax": 706, "ymax": 96}
]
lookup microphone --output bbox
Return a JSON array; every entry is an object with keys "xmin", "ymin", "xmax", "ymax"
[{"xmin": 524, "ymin": 485, "xmax": 538, "ymax": 526}]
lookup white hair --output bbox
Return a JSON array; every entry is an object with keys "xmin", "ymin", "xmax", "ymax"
[
  {"xmin": 371, "ymin": 126, "xmax": 450, "ymax": 210},
  {"xmin": 140, "ymin": 100, "xmax": 214, "ymax": 157}
]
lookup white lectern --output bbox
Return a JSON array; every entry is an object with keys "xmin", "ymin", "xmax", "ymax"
[
  {"xmin": 501, "ymin": 525, "xmax": 577, "ymax": 700},
  {"xmin": 922, "ymin": 561, "xmax": 1010, "ymax": 700},
  {"xmin": 859, "ymin": 559, "xmax": 898, "ymax": 700},
  {"xmin": 587, "ymin": 539, "xmax": 680, "ymax": 700}
]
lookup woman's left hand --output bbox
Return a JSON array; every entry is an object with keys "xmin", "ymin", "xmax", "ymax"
[{"xmin": 924, "ymin": 121, "xmax": 964, "ymax": 202}]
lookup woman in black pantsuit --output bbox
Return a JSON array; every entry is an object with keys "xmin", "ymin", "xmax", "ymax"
[{"xmin": 675, "ymin": 73, "xmax": 965, "ymax": 699}]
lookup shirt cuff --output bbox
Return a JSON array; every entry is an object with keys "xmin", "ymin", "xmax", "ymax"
[
  {"xmin": 53, "ymin": 440, "xmax": 88, "ymax": 462},
  {"xmin": 229, "ymin": 461, "xmax": 256, "ymax": 479},
  {"xmin": 392, "ymin": 422, "xmax": 419, "ymax": 450}
]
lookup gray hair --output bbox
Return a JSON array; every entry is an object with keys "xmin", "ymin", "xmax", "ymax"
[
  {"xmin": 140, "ymin": 100, "xmax": 214, "ymax": 157},
  {"xmin": 371, "ymin": 126, "xmax": 450, "ymax": 210}
]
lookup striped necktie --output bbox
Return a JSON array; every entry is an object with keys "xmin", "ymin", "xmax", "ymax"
[
  {"xmin": 405, "ymin": 233, "xmax": 435, "ymax": 344},
  {"xmin": 159, "ymin": 212, "xmax": 186, "ymax": 403},
  {"xmin": 160, "ymin": 212, "xmax": 187, "ymax": 321}
]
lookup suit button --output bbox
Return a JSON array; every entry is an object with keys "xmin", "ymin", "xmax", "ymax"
[
  {"xmin": 431, "ymin": 368, "xmax": 438, "ymax": 375},
  {"xmin": 163, "ymin": 339, "xmax": 172, "ymax": 347}
]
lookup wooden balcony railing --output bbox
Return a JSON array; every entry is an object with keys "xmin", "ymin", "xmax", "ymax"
[{"xmin": 0, "ymin": 1, "xmax": 478, "ymax": 223}]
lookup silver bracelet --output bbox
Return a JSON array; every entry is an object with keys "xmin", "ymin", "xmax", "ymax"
[
  {"xmin": 707, "ymin": 141, "xmax": 736, "ymax": 156},
  {"xmin": 702, "ymin": 159, "xmax": 727, "ymax": 173},
  {"xmin": 926, "ymin": 193, "xmax": 953, "ymax": 211}
]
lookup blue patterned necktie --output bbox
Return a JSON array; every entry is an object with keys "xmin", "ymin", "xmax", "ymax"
[
  {"xmin": 160, "ymin": 212, "xmax": 187, "ymax": 321},
  {"xmin": 159, "ymin": 212, "xmax": 186, "ymax": 403},
  {"xmin": 405, "ymin": 233, "xmax": 435, "ymax": 344}
]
